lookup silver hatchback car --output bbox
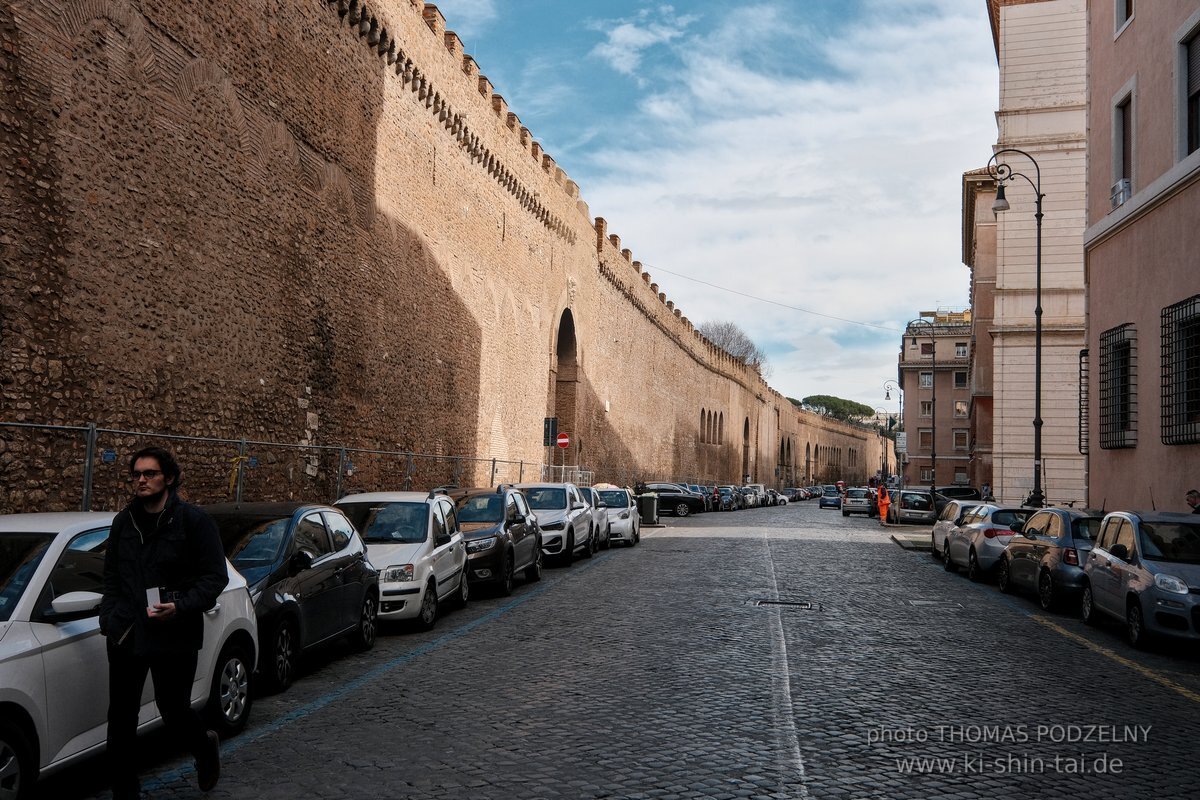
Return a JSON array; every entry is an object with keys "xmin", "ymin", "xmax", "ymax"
[{"xmin": 1081, "ymin": 511, "xmax": 1200, "ymax": 648}]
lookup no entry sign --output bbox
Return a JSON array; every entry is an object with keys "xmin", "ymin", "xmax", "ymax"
[{"xmin": 556, "ymin": 432, "xmax": 570, "ymax": 448}]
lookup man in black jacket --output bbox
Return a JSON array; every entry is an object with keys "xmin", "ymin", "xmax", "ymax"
[{"xmin": 100, "ymin": 446, "xmax": 227, "ymax": 799}]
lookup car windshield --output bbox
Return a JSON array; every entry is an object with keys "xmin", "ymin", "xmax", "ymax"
[
  {"xmin": 215, "ymin": 515, "xmax": 291, "ymax": 584},
  {"xmin": 1072, "ymin": 517, "xmax": 1102, "ymax": 541},
  {"xmin": 901, "ymin": 493, "xmax": 931, "ymax": 510},
  {"xmin": 0, "ymin": 532, "xmax": 55, "ymax": 622},
  {"xmin": 1138, "ymin": 522, "xmax": 1200, "ymax": 564},
  {"xmin": 823, "ymin": 488, "xmax": 839, "ymax": 496},
  {"xmin": 846, "ymin": 489, "xmax": 868, "ymax": 499},
  {"xmin": 455, "ymin": 495, "xmax": 503, "ymax": 523},
  {"xmin": 718, "ymin": 488, "xmax": 732, "ymax": 496},
  {"xmin": 524, "ymin": 488, "xmax": 566, "ymax": 511},
  {"xmin": 339, "ymin": 502, "xmax": 428, "ymax": 544},
  {"xmin": 597, "ymin": 490, "xmax": 629, "ymax": 508}
]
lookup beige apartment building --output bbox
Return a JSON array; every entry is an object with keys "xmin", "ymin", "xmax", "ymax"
[
  {"xmin": 985, "ymin": 0, "xmax": 1088, "ymax": 506},
  {"xmin": 1083, "ymin": 1, "xmax": 1200, "ymax": 510},
  {"xmin": 962, "ymin": 169, "xmax": 999, "ymax": 494},
  {"xmin": 897, "ymin": 312, "xmax": 973, "ymax": 488}
]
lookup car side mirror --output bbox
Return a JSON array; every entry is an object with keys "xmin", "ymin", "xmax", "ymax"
[
  {"xmin": 290, "ymin": 550, "xmax": 314, "ymax": 575},
  {"xmin": 43, "ymin": 590, "xmax": 103, "ymax": 623},
  {"xmin": 572, "ymin": 502, "xmax": 585, "ymax": 511},
  {"xmin": 1109, "ymin": 543, "xmax": 1130, "ymax": 561},
  {"xmin": 1010, "ymin": 521, "xmax": 1025, "ymax": 534},
  {"xmin": 435, "ymin": 532, "xmax": 452, "ymax": 547}
]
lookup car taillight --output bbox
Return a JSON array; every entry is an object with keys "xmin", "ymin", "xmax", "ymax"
[
  {"xmin": 1063, "ymin": 548, "xmax": 1078, "ymax": 566},
  {"xmin": 983, "ymin": 527, "xmax": 1011, "ymax": 539}
]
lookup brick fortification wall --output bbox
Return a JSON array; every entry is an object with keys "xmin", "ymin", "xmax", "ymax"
[{"xmin": 0, "ymin": 0, "xmax": 883, "ymax": 509}]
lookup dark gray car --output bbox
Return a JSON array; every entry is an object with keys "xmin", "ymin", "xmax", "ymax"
[{"xmin": 997, "ymin": 508, "xmax": 1103, "ymax": 611}]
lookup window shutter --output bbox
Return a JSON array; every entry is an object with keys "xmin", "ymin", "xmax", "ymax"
[{"xmin": 1189, "ymin": 36, "xmax": 1200, "ymax": 97}]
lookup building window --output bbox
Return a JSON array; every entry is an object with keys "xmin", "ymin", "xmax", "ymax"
[
  {"xmin": 955, "ymin": 342, "xmax": 968, "ymax": 358},
  {"xmin": 920, "ymin": 372, "xmax": 933, "ymax": 389},
  {"xmin": 954, "ymin": 470, "xmax": 968, "ymax": 484},
  {"xmin": 1099, "ymin": 323, "xmax": 1137, "ymax": 449},
  {"xmin": 1116, "ymin": 0, "xmax": 1134, "ymax": 31},
  {"xmin": 918, "ymin": 429, "xmax": 932, "ymax": 451},
  {"xmin": 1113, "ymin": 94, "xmax": 1133, "ymax": 208},
  {"xmin": 1161, "ymin": 295, "xmax": 1200, "ymax": 445},
  {"xmin": 920, "ymin": 401, "xmax": 933, "ymax": 417},
  {"xmin": 1187, "ymin": 32, "xmax": 1200, "ymax": 156},
  {"xmin": 954, "ymin": 401, "xmax": 968, "ymax": 418},
  {"xmin": 954, "ymin": 371, "xmax": 968, "ymax": 389},
  {"xmin": 920, "ymin": 467, "xmax": 935, "ymax": 483},
  {"xmin": 920, "ymin": 342, "xmax": 935, "ymax": 358},
  {"xmin": 953, "ymin": 429, "xmax": 968, "ymax": 450},
  {"xmin": 1079, "ymin": 348, "xmax": 1090, "ymax": 455}
]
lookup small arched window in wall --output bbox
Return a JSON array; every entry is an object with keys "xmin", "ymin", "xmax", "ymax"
[
  {"xmin": 700, "ymin": 408, "xmax": 706, "ymax": 443},
  {"xmin": 718, "ymin": 412, "xmax": 724, "ymax": 444}
]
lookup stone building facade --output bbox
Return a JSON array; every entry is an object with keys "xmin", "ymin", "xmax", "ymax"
[{"xmin": 0, "ymin": 0, "xmax": 885, "ymax": 510}]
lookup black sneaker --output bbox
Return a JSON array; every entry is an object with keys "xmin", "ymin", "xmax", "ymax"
[{"xmin": 195, "ymin": 730, "xmax": 220, "ymax": 792}]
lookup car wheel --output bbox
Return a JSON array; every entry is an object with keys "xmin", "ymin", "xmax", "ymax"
[
  {"xmin": 1037, "ymin": 571, "xmax": 1057, "ymax": 611},
  {"xmin": 498, "ymin": 553, "xmax": 515, "ymax": 596},
  {"xmin": 0, "ymin": 716, "xmax": 36, "ymax": 800},
  {"xmin": 1080, "ymin": 583, "xmax": 1100, "ymax": 626},
  {"xmin": 581, "ymin": 527, "xmax": 594, "ymax": 559},
  {"xmin": 562, "ymin": 533, "xmax": 575, "ymax": 566},
  {"xmin": 415, "ymin": 581, "xmax": 439, "ymax": 631},
  {"xmin": 266, "ymin": 617, "xmax": 298, "ymax": 692},
  {"xmin": 524, "ymin": 546, "xmax": 543, "ymax": 582},
  {"xmin": 943, "ymin": 541, "xmax": 957, "ymax": 572},
  {"xmin": 674, "ymin": 502, "xmax": 691, "ymax": 517},
  {"xmin": 967, "ymin": 549, "xmax": 983, "ymax": 582},
  {"xmin": 842, "ymin": 510, "xmax": 849, "ymax": 517},
  {"xmin": 1126, "ymin": 598, "xmax": 1150, "ymax": 649},
  {"xmin": 452, "ymin": 569, "xmax": 470, "ymax": 609},
  {"xmin": 930, "ymin": 532, "xmax": 941, "ymax": 559},
  {"xmin": 353, "ymin": 593, "xmax": 378, "ymax": 651},
  {"xmin": 997, "ymin": 557, "xmax": 1014, "ymax": 593},
  {"xmin": 206, "ymin": 640, "xmax": 254, "ymax": 736},
  {"xmin": 630, "ymin": 523, "xmax": 640, "ymax": 547},
  {"xmin": 601, "ymin": 525, "xmax": 612, "ymax": 550}
]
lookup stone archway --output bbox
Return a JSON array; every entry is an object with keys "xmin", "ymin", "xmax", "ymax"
[
  {"xmin": 742, "ymin": 417, "xmax": 751, "ymax": 481},
  {"xmin": 549, "ymin": 309, "xmax": 578, "ymax": 457}
]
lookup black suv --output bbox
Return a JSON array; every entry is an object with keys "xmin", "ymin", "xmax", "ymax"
[
  {"xmin": 449, "ymin": 486, "xmax": 542, "ymax": 595},
  {"xmin": 933, "ymin": 485, "xmax": 982, "ymax": 515}
]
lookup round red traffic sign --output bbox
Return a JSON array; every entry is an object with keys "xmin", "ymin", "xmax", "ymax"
[{"xmin": 556, "ymin": 432, "xmax": 570, "ymax": 448}]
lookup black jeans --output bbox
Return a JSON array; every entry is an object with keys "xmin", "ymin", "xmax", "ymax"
[{"xmin": 106, "ymin": 639, "xmax": 207, "ymax": 798}]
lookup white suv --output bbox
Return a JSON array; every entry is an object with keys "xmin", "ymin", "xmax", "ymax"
[
  {"xmin": 335, "ymin": 491, "xmax": 469, "ymax": 630},
  {"xmin": 0, "ymin": 512, "xmax": 258, "ymax": 795},
  {"xmin": 514, "ymin": 483, "xmax": 594, "ymax": 564}
]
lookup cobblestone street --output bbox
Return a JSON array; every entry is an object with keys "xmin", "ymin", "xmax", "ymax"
[{"xmin": 47, "ymin": 503, "xmax": 1200, "ymax": 800}]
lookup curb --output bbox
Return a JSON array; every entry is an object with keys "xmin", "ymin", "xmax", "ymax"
[{"xmin": 890, "ymin": 533, "xmax": 932, "ymax": 551}]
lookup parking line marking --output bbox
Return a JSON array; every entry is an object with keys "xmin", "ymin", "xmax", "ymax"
[
  {"xmin": 1028, "ymin": 615, "xmax": 1200, "ymax": 705},
  {"xmin": 910, "ymin": 549, "xmax": 1200, "ymax": 706},
  {"xmin": 140, "ymin": 553, "xmax": 611, "ymax": 792}
]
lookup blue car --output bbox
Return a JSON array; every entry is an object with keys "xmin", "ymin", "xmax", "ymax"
[{"xmin": 818, "ymin": 486, "xmax": 841, "ymax": 510}]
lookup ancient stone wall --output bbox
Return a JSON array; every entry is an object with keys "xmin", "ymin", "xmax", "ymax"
[{"xmin": 0, "ymin": 0, "xmax": 884, "ymax": 510}]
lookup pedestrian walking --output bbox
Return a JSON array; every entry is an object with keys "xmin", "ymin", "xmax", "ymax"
[
  {"xmin": 877, "ymin": 486, "xmax": 891, "ymax": 526},
  {"xmin": 99, "ymin": 446, "xmax": 227, "ymax": 799},
  {"xmin": 1187, "ymin": 489, "xmax": 1200, "ymax": 514},
  {"xmin": 981, "ymin": 482, "xmax": 993, "ymax": 502}
]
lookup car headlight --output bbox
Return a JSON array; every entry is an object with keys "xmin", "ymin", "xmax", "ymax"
[
  {"xmin": 383, "ymin": 564, "xmax": 414, "ymax": 583},
  {"xmin": 541, "ymin": 521, "xmax": 565, "ymax": 531},
  {"xmin": 619, "ymin": 511, "xmax": 630, "ymax": 519},
  {"xmin": 1155, "ymin": 573, "xmax": 1189, "ymax": 595},
  {"xmin": 466, "ymin": 536, "xmax": 497, "ymax": 553}
]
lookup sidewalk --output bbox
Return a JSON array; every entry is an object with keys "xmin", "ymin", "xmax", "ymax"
[{"xmin": 886, "ymin": 524, "xmax": 932, "ymax": 551}]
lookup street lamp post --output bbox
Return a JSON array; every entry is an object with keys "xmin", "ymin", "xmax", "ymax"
[
  {"xmin": 907, "ymin": 318, "xmax": 937, "ymax": 488},
  {"xmin": 884, "ymin": 380, "xmax": 902, "ymax": 489},
  {"xmin": 873, "ymin": 406, "xmax": 890, "ymax": 483},
  {"xmin": 988, "ymin": 148, "xmax": 1045, "ymax": 508}
]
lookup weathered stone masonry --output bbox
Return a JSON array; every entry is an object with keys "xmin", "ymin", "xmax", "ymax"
[{"xmin": 0, "ymin": 0, "xmax": 884, "ymax": 509}]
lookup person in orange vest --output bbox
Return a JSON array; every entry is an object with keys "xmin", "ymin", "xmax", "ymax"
[{"xmin": 877, "ymin": 484, "xmax": 891, "ymax": 526}]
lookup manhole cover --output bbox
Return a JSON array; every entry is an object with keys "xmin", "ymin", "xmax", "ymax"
[
  {"xmin": 755, "ymin": 599, "xmax": 820, "ymax": 610},
  {"xmin": 907, "ymin": 599, "xmax": 963, "ymax": 609}
]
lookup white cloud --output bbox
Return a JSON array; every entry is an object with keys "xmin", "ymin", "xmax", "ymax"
[
  {"xmin": 580, "ymin": 1, "xmax": 997, "ymax": 411},
  {"xmin": 429, "ymin": 0, "xmax": 498, "ymax": 40},
  {"xmin": 588, "ymin": 7, "xmax": 698, "ymax": 77}
]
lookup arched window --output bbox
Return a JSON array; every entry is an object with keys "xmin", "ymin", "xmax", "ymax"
[{"xmin": 700, "ymin": 408, "xmax": 707, "ymax": 443}]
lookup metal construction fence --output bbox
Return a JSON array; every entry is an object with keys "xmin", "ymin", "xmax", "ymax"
[{"xmin": 0, "ymin": 421, "xmax": 593, "ymax": 513}]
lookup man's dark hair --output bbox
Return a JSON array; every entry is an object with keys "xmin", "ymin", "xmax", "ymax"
[{"xmin": 129, "ymin": 446, "xmax": 181, "ymax": 489}]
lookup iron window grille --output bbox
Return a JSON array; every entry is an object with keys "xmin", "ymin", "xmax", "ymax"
[
  {"xmin": 1099, "ymin": 323, "xmax": 1137, "ymax": 449},
  {"xmin": 1079, "ymin": 349, "xmax": 1089, "ymax": 454},
  {"xmin": 1161, "ymin": 295, "xmax": 1200, "ymax": 444}
]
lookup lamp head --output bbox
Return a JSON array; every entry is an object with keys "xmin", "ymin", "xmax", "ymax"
[{"xmin": 991, "ymin": 183, "xmax": 1010, "ymax": 212}]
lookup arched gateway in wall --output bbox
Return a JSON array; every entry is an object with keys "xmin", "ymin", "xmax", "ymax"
[{"xmin": 549, "ymin": 309, "xmax": 579, "ymax": 456}]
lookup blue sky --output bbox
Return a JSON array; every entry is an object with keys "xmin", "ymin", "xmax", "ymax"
[{"xmin": 433, "ymin": 0, "xmax": 1000, "ymax": 415}]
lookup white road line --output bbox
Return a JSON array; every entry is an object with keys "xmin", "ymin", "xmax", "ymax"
[{"xmin": 763, "ymin": 532, "xmax": 811, "ymax": 797}]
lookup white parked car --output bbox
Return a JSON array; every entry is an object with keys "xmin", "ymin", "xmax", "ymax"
[
  {"xmin": 930, "ymin": 500, "xmax": 984, "ymax": 559},
  {"xmin": 335, "ymin": 491, "xmax": 469, "ymax": 630},
  {"xmin": 514, "ymin": 483, "xmax": 594, "ymax": 564},
  {"xmin": 0, "ymin": 512, "xmax": 258, "ymax": 795},
  {"xmin": 944, "ymin": 505, "xmax": 1033, "ymax": 581},
  {"xmin": 580, "ymin": 486, "xmax": 612, "ymax": 550},
  {"xmin": 594, "ymin": 486, "xmax": 640, "ymax": 547}
]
